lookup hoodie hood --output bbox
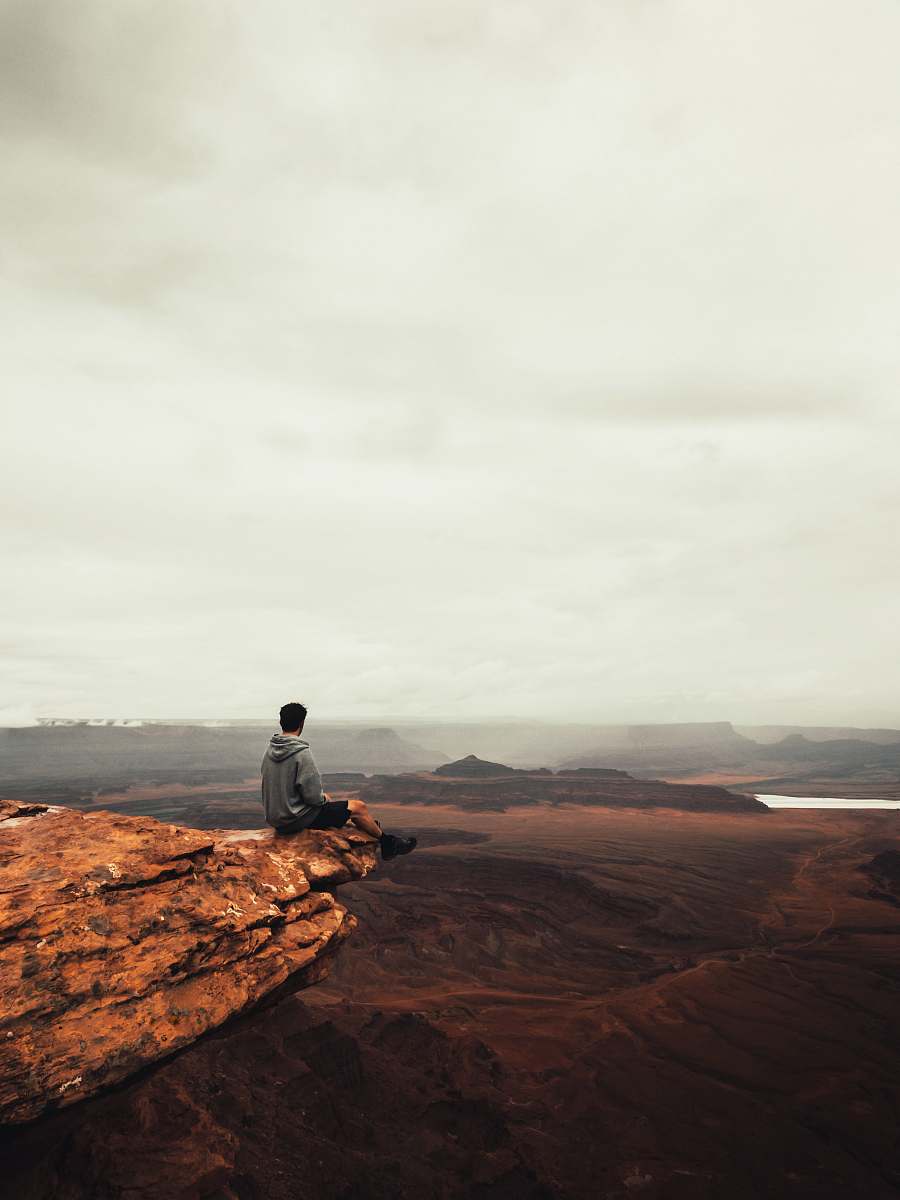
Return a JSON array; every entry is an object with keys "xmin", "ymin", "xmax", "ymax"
[{"xmin": 266, "ymin": 733, "xmax": 309, "ymax": 762}]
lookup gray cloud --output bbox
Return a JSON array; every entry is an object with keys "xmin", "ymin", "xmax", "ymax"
[
  {"xmin": 0, "ymin": 0, "xmax": 231, "ymax": 162},
  {"xmin": 2, "ymin": 0, "xmax": 899, "ymax": 724}
]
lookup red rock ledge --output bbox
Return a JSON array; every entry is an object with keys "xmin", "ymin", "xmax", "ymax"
[{"xmin": 0, "ymin": 799, "xmax": 378, "ymax": 1125}]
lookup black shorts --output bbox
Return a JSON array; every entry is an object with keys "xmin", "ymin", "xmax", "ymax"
[
  {"xmin": 273, "ymin": 800, "xmax": 351, "ymax": 836},
  {"xmin": 303, "ymin": 799, "xmax": 351, "ymax": 831}
]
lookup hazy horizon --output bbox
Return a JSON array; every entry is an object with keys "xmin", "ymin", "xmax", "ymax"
[
  {"xmin": 3, "ymin": 2, "xmax": 899, "ymax": 728},
  {"xmin": 7, "ymin": 713, "xmax": 900, "ymax": 737}
]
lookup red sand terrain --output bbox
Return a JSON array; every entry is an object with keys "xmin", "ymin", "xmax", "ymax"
[{"xmin": 3, "ymin": 802, "xmax": 899, "ymax": 1199}]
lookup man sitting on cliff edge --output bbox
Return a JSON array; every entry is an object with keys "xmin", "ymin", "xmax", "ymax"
[{"xmin": 261, "ymin": 701, "xmax": 417, "ymax": 861}]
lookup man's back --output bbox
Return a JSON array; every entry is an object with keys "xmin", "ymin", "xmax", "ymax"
[{"xmin": 260, "ymin": 732, "xmax": 326, "ymax": 830}]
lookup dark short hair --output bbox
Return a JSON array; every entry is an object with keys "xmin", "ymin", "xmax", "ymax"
[{"xmin": 279, "ymin": 701, "xmax": 307, "ymax": 732}]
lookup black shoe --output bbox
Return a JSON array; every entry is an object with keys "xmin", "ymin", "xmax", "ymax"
[{"xmin": 381, "ymin": 834, "xmax": 417, "ymax": 861}]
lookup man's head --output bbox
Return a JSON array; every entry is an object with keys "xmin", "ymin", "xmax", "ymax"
[{"xmin": 279, "ymin": 701, "xmax": 307, "ymax": 734}]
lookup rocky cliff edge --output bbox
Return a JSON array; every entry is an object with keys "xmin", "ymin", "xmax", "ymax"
[{"xmin": 0, "ymin": 799, "xmax": 378, "ymax": 1124}]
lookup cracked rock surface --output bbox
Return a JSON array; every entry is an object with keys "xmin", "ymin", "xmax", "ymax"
[{"xmin": 0, "ymin": 800, "xmax": 377, "ymax": 1124}]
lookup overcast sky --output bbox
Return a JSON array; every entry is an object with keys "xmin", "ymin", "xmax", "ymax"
[{"xmin": 2, "ymin": 1, "xmax": 899, "ymax": 726}]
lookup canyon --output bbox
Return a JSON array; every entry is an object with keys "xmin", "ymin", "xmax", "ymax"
[
  {"xmin": 8, "ymin": 721, "xmax": 900, "ymax": 810},
  {"xmin": 2, "ymin": 781, "xmax": 899, "ymax": 1198}
]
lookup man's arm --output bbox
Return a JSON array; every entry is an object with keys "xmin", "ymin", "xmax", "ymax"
[{"xmin": 295, "ymin": 748, "xmax": 326, "ymax": 808}]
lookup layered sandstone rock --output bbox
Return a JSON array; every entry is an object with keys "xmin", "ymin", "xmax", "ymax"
[{"xmin": 0, "ymin": 800, "xmax": 378, "ymax": 1124}]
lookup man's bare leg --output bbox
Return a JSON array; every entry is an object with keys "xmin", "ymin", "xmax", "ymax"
[
  {"xmin": 345, "ymin": 797, "xmax": 416, "ymax": 858},
  {"xmin": 346, "ymin": 797, "xmax": 383, "ymax": 839}
]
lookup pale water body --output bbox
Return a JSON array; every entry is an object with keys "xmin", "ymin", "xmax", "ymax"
[{"xmin": 757, "ymin": 794, "xmax": 900, "ymax": 810}]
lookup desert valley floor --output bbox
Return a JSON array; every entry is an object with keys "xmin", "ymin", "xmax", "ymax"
[{"xmin": 3, "ymin": 799, "xmax": 899, "ymax": 1199}]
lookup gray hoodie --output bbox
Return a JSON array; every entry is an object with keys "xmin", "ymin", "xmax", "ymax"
[{"xmin": 260, "ymin": 733, "xmax": 327, "ymax": 830}]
